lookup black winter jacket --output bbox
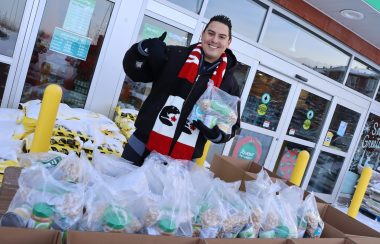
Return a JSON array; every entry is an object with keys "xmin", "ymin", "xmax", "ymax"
[{"xmin": 122, "ymin": 43, "xmax": 241, "ymax": 159}]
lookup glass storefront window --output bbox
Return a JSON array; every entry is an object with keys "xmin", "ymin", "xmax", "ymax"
[
  {"xmin": 229, "ymin": 128, "xmax": 273, "ymax": 166},
  {"xmin": 346, "ymin": 59, "xmax": 380, "ymax": 98},
  {"xmin": 118, "ymin": 16, "xmax": 192, "ymax": 111},
  {"xmin": 323, "ymin": 104, "xmax": 360, "ymax": 152},
  {"xmin": 242, "ymin": 71, "xmax": 291, "ymax": 131},
  {"xmin": 234, "ymin": 61, "xmax": 250, "ymax": 96},
  {"xmin": 0, "ymin": 0, "xmax": 27, "ymax": 57},
  {"xmin": 349, "ymin": 113, "xmax": 380, "ymax": 174},
  {"xmin": 274, "ymin": 141, "xmax": 312, "ymax": 181},
  {"xmin": 287, "ymin": 90, "xmax": 330, "ymax": 142},
  {"xmin": 21, "ymin": 0, "xmax": 114, "ymax": 108},
  {"xmin": 262, "ymin": 12, "xmax": 350, "ymax": 83},
  {"xmin": 307, "ymin": 151, "xmax": 344, "ymax": 194},
  {"xmin": 205, "ymin": 0, "xmax": 267, "ymax": 41},
  {"xmin": 166, "ymin": 0, "xmax": 203, "ymax": 13},
  {"xmin": 0, "ymin": 63, "xmax": 10, "ymax": 102}
]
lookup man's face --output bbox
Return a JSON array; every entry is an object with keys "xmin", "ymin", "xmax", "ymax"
[{"xmin": 201, "ymin": 21, "xmax": 231, "ymax": 63}]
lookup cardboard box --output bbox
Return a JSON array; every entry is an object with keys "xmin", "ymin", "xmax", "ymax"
[
  {"xmin": 210, "ymin": 155, "xmax": 326, "ymax": 203},
  {"xmin": 347, "ymin": 236, "xmax": 380, "ymax": 244},
  {"xmin": 321, "ymin": 205, "xmax": 380, "ymax": 238},
  {"xmin": 66, "ymin": 231, "xmax": 200, "ymax": 244},
  {"xmin": 0, "ymin": 227, "xmax": 61, "ymax": 244}
]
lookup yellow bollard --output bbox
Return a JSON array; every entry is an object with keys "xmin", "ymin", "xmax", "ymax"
[
  {"xmin": 30, "ymin": 84, "xmax": 62, "ymax": 152},
  {"xmin": 196, "ymin": 140, "xmax": 211, "ymax": 167},
  {"xmin": 347, "ymin": 167, "xmax": 372, "ymax": 218},
  {"xmin": 289, "ymin": 150, "xmax": 310, "ymax": 186}
]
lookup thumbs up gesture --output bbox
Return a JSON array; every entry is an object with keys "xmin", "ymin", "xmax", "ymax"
[{"xmin": 141, "ymin": 32, "xmax": 168, "ymax": 75}]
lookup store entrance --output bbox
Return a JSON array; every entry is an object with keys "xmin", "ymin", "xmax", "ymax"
[{"xmin": 220, "ymin": 54, "xmax": 367, "ymax": 202}]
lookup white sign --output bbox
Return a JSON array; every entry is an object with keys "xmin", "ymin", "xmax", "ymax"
[{"xmin": 63, "ymin": 0, "xmax": 96, "ymax": 36}]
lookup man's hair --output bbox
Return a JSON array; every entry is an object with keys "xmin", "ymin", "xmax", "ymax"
[{"xmin": 204, "ymin": 15, "xmax": 232, "ymax": 39}]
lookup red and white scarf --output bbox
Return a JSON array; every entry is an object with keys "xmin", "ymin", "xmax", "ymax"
[
  {"xmin": 178, "ymin": 43, "xmax": 227, "ymax": 87},
  {"xmin": 146, "ymin": 44, "xmax": 228, "ymax": 160}
]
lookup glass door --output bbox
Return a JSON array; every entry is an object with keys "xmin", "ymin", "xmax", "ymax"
[
  {"xmin": 206, "ymin": 50, "xmax": 259, "ymax": 163},
  {"xmin": 222, "ymin": 65, "xmax": 298, "ymax": 166},
  {"xmin": 269, "ymin": 84, "xmax": 332, "ymax": 181},
  {"xmin": 10, "ymin": 0, "xmax": 115, "ymax": 108},
  {"xmin": 0, "ymin": 0, "xmax": 32, "ymax": 107},
  {"xmin": 302, "ymin": 97, "xmax": 366, "ymax": 202}
]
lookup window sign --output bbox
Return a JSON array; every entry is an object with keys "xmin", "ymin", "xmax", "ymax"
[
  {"xmin": 232, "ymin": 136, "xmax": 262, "ymax": 161},
  {"xmin": 337, "ymin": 121, "xmax": 347, "ymax": 137},
  {"xmin": 349, "ymin": 113, "xmax": 380, "ymax": 174},
  {"xmin": 50, "ymin": 27, "xmax": 91, "ymax": 60},
  {"xmin": 63, "ymin": 0, "xmax": 96, "ymax": 36}
]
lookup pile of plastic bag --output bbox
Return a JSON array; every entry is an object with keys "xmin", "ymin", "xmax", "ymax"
[
  {"xmin": 18, "ymin": 100, "xmax": 126, "ymax": 160},
  {"xmin": 0, "ymin": 151, "xmax": 324, "ymax": 239},
  {"xmin": 114, "ymin": 106, "xmax": 138, "ymax": 141},
  {"xmin": 0, "ymin": 108, "xmax": 24, "ymax": 184}
]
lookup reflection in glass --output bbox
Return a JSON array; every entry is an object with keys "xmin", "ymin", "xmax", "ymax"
[
  {"xmin": 166, "ymin": 0, "xmax": 203, "ymax": 13},
  {"xmin": 324, "ymin": 105, "xmax": 360, "ymax": 152},
  {"xmin": 21, "ymin": 0, "xmax": 114, "ymax": 108},
  {"xmin": 287, "ymin": 90, "xmax": 330, "ymax": 142},
  {"xmin": 274, "ymin": 141, "xmax": 312, "ymax": 181},
  {"xmin": 229, "ymin": 128, "xmax": 273, "ymax": 166},
  {"xmin": 118, "ymin": 16, "xmax": 192, "ymax": 110},
  {"xmin": 242, "ymin": 71, "xmax": 291, "ymax": 131},
  {"xmin": 346, "ymin": 59, "xmax": 380, "ymax": 98},
  {"xmin": 262, "ymin": 13, "xmax": 350, "ymax": 83},
  {"xmin": 0, "ymin": 0, "xmax": 27, "ymax": 57},
  {"xmin": 205, "ymin": 0, "xmax": 267, "ymax": 41},
  {"xmin": 0, "ymin": 63, "xmax": 10, "ymax": 102},
  {"xmin": 206, "ymin": 143, "xmax": 225, "ymax": 164},
  {"xmin": 233, "ymin": 61, "xmax": 250, "ymax": 96},
  {"xmin": 307, "ymin": 151, "xmax": 344, "ymax": 194}
]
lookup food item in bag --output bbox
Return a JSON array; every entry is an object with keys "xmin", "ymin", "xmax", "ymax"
[
  {"xmin": 0, "ymin": 204, "xmax": 32, "ymax": 227},
  {"xmin": 156, "ymin": 218, "xmax": 177, "ymax": 236},
  {"xmin": 303, "ymin": 211, "xmax": 323, "ymax": 238},
  {"xmin": 27, "ymin": 202, "xmax": 54, "ymax": 229},
  {"xmin": 259, "ymin": 212, "xmax": 278, "ymax": 238},
  {"xmin": 102, "ymin": 207, "xmax": 129, "ymax": 233}
]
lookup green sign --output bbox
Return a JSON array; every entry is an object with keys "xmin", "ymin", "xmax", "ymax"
[
  {"xmin": 238, "ymin": 142, "xmax": 257, "ymax": 160},
  {"xmin": 50, "ymin": 27, "xmax": 91, "ymax": 60},
  {"xmin": 364, "ymin": 0, "xmax": 380, "ymax": 12},
  {"xmin": 142, "ymin": 23, "xmax": 165, "ymax": 39}
]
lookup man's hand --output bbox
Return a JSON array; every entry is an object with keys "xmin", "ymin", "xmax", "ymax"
[
  {"xmin": 141, "ymin": 32, "xmax": 168, "ymax": 74},
  {"xmin": 192, "ymin": 120, "xmax": 223, "ymax": 142}
]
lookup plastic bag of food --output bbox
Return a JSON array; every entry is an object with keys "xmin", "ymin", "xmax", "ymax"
[
  {"xmin": 79, "ymin": 176, "xmax": 144, "ymax": 233},
  {"xmin": 239, "ymin": 192, "xmax": 264, "ymax": 238},
  {"xmin": 1, "ymin": 165, "xmax": 85, "ymax": 230},
  {"xmin": 92, "ymin": 150, "xmax": 136, "ymax": 178},
  {"xmin": 245, "ymin": 169, "xmax": 273, "ymax": 198},
  {"xmin": 297, "ymin": 193, "xmax": 324, "ymax": 238},
  {"xmin": 143, "ymin": 154, "xmax": 194, "ymax": 237},
  {"xmin": 258, "ymin": 184, "xmax": 298, "ymax": 239},
  {"xmin": 189, "ymin": 81, "xmax": 239, "ymax": 134}
]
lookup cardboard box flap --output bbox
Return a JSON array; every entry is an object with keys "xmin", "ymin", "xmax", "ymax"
[
  {"xmin": 0, "ymin": 227, "xmax": 61, "ymax": 244},
  {"xmin": 66, "ymin": 231, "xmax": 200, "ymax": 244},
  {"xmin": 321, "ymin": 222, "xmax": 346, "ymax": 238},
  {"xmin": 200, "ymin": 238, "xmax": 288, "ymax": 244},
  {"xmin": 288, "ymin": 238, "xmax": 347, "ymax": 244},
  {"xmin": 347, "ymin": 236, "xmax": 380, "ymax": 244},
  {"xmin": 322, "ymin": 206, "xmax": 380, "ymax": 238}
]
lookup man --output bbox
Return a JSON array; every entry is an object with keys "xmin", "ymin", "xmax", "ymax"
[{"xmin": 122, "ymin": 15, "xmax": 240, "ymax": 166}]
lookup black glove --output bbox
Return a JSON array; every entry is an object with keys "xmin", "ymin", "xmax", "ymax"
[
  {"xmin": 192, "ymin": 120, "xmax": 223, "ymax": 142},
  {"xmin": 141, "ymin": 32, "xmax": 168, "ymax": 74}
]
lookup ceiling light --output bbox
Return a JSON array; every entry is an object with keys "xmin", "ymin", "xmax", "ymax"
[{"xmin": 340, "ymin": 9, "xmax": 364, "ymax": 20}]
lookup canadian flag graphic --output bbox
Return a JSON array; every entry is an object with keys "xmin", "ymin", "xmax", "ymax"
[
  {"xmin": 170, "ymin": 119, "xmax": 199, "ymax": 159},
  {"xmin": 146, "ymin": 96, "xmax": 183, "ymax": 155}
]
